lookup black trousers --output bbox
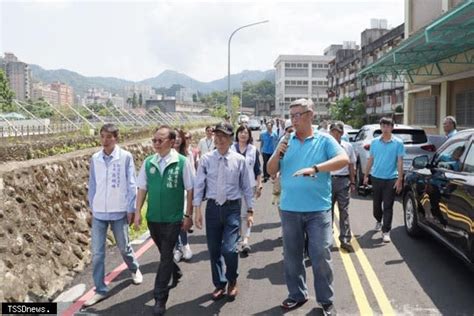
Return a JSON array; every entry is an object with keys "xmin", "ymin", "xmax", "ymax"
[
  {"xmin": 371, "ymin": 177, "xmax": 396, "ymax": 233},
  {"xmin": 262, "ymin": 152, "xmax": 272, "ymax": 180},
  {"xmin": 148, "ymin": 221, "xmax": 182, "ymax": 304}
]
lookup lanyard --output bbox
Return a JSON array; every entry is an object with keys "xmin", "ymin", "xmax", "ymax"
[{"xmin": 206, "ymin": 139, "xmax": 213, "ymax": 150}]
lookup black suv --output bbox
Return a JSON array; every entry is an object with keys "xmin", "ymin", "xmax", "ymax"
[{"xmin": 402, "ymin": 129, "xmax": 474, "ymax": 269}]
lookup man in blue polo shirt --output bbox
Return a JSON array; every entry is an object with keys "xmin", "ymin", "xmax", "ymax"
[
  {"xmin": 267, "ymin": 99, "xmax": 348, "ymax": 316},
  {"xmin": 260, "ymin": 121, "xmax": 278, "ymax": 182},
  {"xmin": 363, "ymin": 117, "xmax": 405, "ymax": 243}
]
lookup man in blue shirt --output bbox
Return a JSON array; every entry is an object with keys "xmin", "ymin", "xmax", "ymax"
[
  {"xmin": 193, "ymin": 122, "xmax": 254, "ymax": 301},
  {"xmin": 86, "ymin": 123, "xmax": 142, "ymax": 307},
  {"xmin": 267, "ymin": 99, "xmax": 348, "ymax": 316},
  {"xmin": 260, "ymin": 121, "xmax": 278, "ymax": 182},
  {"xmin": 364, "ymin": 117, "xmax": 405, "ymax": 243}
]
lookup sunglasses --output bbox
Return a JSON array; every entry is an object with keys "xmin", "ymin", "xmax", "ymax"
[{"xmin": 151, "ymin": 138, "xmax": 169, "ymax": 144}]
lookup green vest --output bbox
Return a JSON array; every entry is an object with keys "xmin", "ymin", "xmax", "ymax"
[{"xmin": 145, "ymin": 152, "xmax": 186, "ymax": 223}]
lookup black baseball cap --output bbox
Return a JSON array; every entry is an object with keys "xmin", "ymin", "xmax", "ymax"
[{"xmin": 214, "ymin": 122, "xmax": 234, "ymax": 136}]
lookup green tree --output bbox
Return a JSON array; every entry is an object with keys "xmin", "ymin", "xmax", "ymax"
[
  {"xmin": 241, "ymin": 80, "xmax": 275, "ymax": 108},
  {"xmin": 24, "ymin": 99, "xmax": 54, "ymax": 118},
  {"xmin": 211, "ymin": 105, "xmax": 228, "ymax": 118},
  {"xmin": 132, "ymin": 93, "xmax": 138, "ymax": 108},
  {"xmin": 0, "ymin": 69, "xmax": 15, "ymax": 113},
  {"xmin": 138, "ymin": 93, "xmax": 143, "ymax": 107},
  {"xmin": 329, "ymin": 96, "xmax": 366, "ymax": 128}
]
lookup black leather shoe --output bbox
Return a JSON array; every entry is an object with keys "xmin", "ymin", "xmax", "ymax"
[
  {"xmin": 340, "ymin": 242, "xmax": 354, "ymax": 253},
  {"xmin": 322, "ymin": 303, "xmax": 336, "ymax": 316},
  {"xmin": 170, "ymin": 270, "xmax": 183, "ymax": 288},
  {"xmin": 153, "ymin": 301, "xmax": 166, "ymax": 316}
]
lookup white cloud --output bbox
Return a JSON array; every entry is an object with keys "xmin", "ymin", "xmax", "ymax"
[{"xmin": 1, "ymin": 1, "xmax": 404, "ymax": 82}]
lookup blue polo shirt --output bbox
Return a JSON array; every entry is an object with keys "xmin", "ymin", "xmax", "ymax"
[
  {"xmin": 260, "ymin": 130, "xmax": 278, "ymax": 154},
  {"xmin": 280, "ymin": 131, "xmax": 344, "ymax": 212},
  {"xmin": 369, "ymin": 136, "xmax": 405, "ymax": 179}
]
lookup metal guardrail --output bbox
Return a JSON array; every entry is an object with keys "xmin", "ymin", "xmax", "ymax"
[{"xmin": 0, "ymin": 99, "xmax": 217, "ymax": 138}]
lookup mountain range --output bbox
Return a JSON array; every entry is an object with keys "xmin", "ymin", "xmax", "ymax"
[{"xmin": 27, "ymin": 64, "xmax": 275, "ymax": 96}]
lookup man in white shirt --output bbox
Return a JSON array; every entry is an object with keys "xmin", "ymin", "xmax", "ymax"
[
  {"xmin": 329, "ymin": 122, "xmax": 356, "ymax": 252},
  {"xmin": 198, "ymin": 126, "xmax": 215, "ymax": 158}
]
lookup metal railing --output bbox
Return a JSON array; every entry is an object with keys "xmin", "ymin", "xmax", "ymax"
[{"xmin": 0, "ymin": 99, "xmax": 217, "ymax": 138}]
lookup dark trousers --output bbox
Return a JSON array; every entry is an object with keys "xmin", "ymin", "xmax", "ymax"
[
  {"xmin": 331, "ymin": 176, "xmax": 352, "ymax": 243},
  {"xmin": 148, "ymin": 221, "xmax": 182, "ymax": 304},
  {"xmin": 206, "ymin": 199, "xmax": 241, "ymax": 289},
  {"xmin": 371, "ymin": 177, "xmax": 396, "ymax": 233},
  {"xmin": 262, "ymin": 152, "xmax": 272, "ymax": 180}
]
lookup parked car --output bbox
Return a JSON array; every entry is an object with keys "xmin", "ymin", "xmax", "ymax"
[
  {"xmin": 346, "ymin": 129, "xmax": 360, "ymax": 142},
  {"xmin": 237, "ymin": 114, "xmax": 249, "ymax": 124},
  {"xmin": 247, "ymin": 118, "xmax": 261, "ymax": 131},
  {"xmin": 402, "ymin": 129, "xmax": 474, "ymax": 269},
  {"xmin": 428, "ymin": 134, "xmax": 448, "ymax": 150},
  {"xmin": 353, "ymin": 124, "xmax": 437, "ymax": 188}
]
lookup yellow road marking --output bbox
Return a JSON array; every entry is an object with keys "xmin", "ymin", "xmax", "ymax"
[
  {"xmin": 335, "ymin": 205, "xmax": 395, "ymax": 315},
  {"xmin": 332, "ymin": 223, "xmax": 373, "ymax": 315}
]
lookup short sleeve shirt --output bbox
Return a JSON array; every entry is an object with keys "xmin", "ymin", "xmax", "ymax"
[
  {"xmin": 280, "ymin": 131, "xmax": 345, "ymax": 212},
  {"xmin": 369, "ymin": 136, "xmax": 405, "ymax": 179}
]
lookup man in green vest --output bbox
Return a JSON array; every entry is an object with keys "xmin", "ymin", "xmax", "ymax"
[{"xmin": 134, "ymin": 125, "xmax": 195, "ymax": 316}]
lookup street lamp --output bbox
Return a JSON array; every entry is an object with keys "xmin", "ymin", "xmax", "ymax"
[{"xmin": 227, "ymin": 20, "xmax": 269, "ymax": 120}]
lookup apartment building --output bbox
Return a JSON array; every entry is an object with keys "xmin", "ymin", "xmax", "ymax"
[
  {"xmin": 328, "ymin": 22, "xmax": 405, "ymax": 121},
  {"xmin": 50, "ymin": 81, "xmax": 74, "ymax": 106},
  {"xmin": 360, "ymin": 0, "xmax": 474, "ymax": 133},
  {"xmin": 32, "ymin": 82, "xmax": 59, "ymax": 106},
  {"xmin": 361, "ymin": 24, "xmax": 405, "ymax": 117},
  {"xmin": 274, "ymin": 55, "xmax": 333, "ymax": 118},
  {"xmin": 1, "ymin": 53, "xmax": 32, "ymax": 101}
]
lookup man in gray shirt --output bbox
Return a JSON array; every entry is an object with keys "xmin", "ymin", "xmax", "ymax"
[{"xmin": 193, "ymin": 122, "xmax": 254, "ymax": 301}]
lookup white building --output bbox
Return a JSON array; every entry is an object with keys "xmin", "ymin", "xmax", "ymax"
[
  {"xmin": 175, "ymin": 87, "xmax": 197, "ymax": 102},
  {"xmin": 109, "ymin": 95, "xmax": 125, "ymax": 108},
  {"xmin": 123, "ymin": 84, "xmax": 154, "ymax": 101},
  {"xmin": 274, "ymin": 55, "xmax": 333, "ymax": 118}
]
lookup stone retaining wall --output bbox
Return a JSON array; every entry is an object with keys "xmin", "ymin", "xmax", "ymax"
[{"xmin": 0, "ymin": 141, "xmax": 154, "ymax": 302}]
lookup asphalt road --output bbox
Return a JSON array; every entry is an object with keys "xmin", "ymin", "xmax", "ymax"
[{"xmin": 57, "ymin": 132, "xmax": 474, "ymax": 316}]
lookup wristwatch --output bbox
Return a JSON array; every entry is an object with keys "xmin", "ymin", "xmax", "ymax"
[
  {"xmin": 247, "ymin": 209, "xmax": 254, "ymax": 214},
  {"xmin": 312, "ymin": 164, "xmax": 319, "ymax": 174},
  {"xmin": 184, "ymin": 214, "xmax": 192, "ymax": 218}
]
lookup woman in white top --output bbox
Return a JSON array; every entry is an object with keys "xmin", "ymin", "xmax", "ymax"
[
  {"xmin": 231, "ymin": 125, "xmax": 263, "ymax": 255},
  {"xmin": 197, "ymin": 126, "xmax": 215, "ymax": 158}
]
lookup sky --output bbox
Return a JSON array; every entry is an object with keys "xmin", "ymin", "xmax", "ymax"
[{"xmin": 0, "ymin": 0, "xmax": 404, "ymax": 82}]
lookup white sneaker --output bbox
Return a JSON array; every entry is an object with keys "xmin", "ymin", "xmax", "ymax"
[
  {"xmin": 132, "ymin": 269, "xmax": 143, "ymax": 285},
  {"xmin": 84, "ymin": 293, "xmax": 107, "ymax": 307},
  {"xmin": 174, "ymin": 249, "xmax": 183, "ymax": 262},
  {"xmin": 182, "ymin": 244, "xmax": 193, "ymax": 260},
  {"xmin": 382, "ymin": 232, "xmax": 391, "ymax": 243},
  {"xmin": 375, "ymin": 222, "xmax": 382, "ymax": 231}
]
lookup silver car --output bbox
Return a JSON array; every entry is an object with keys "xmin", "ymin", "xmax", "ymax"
[{"xmin": 353, "ymin": 124, "xmax": 437, "ymax": 188}]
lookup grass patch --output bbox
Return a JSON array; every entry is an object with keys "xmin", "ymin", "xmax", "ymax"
[{"xmin": 129, "ymin": 201, "xmax": 149, "ymax": 241}]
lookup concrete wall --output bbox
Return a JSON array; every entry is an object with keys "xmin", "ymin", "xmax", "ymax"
[
  {"xmin": 0, "ymin": 142, "xmax": 154, "ymax": 302},
  {"xmin": 450, "ymin": 77, "xmax": 474, "ymax": 128},
  {"xmin": 409, "ymin": 0, "xmax": 443, "ymax": 35}
]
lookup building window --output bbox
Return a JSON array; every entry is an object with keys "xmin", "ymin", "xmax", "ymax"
[
  {"xmin": 414, "ymin": 96, "xmax": 436, "ymax": 126},
  {"xmin": 285, "ymin": 80, "xmax": 308, "ymax": 87},
  {"xmin": 455, "ymin": 90, "xmax": 474, "ymax": 127}
]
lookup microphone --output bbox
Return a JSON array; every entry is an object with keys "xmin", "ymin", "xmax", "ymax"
[{"xmin": 279, "ymin": 133, "xmax": 291, "ymax": 159}]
